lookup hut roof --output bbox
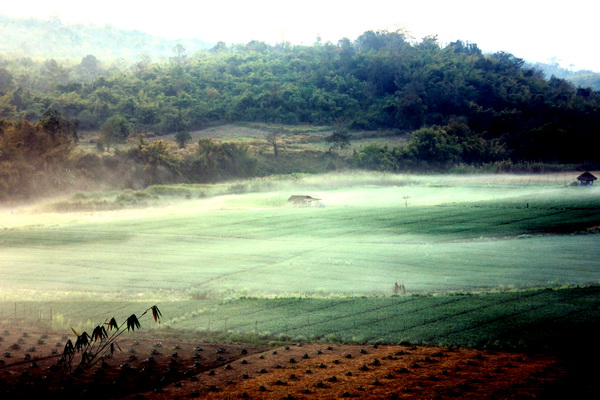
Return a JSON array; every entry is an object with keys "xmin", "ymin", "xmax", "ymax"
[
  {"xmin": 288, "ymin": 195, "xmax": 320, "ymax": 202},
  {"xmin": 577, "ymin": 171, "xmax": 597, "ymax": 181}
]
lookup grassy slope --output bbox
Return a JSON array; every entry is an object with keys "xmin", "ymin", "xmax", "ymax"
[
  {"xmin": 1, "ymin": 185, "xmax": 599, "ymax": 296},
  {"xmin": 162, "ymin": 286, "xmax": 600, "ymax": 351},
  {"xmin": 0, "ymin": 176, "xmax": 598, "ymax": 349},
  {"xmin": 1, "ymin": 286, "xmax": 598, "ymax": 351}
]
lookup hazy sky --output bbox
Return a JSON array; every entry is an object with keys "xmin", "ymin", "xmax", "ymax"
[{"xmin": 3, "ymin": 0, "xmax": 599, "ymax": 71}]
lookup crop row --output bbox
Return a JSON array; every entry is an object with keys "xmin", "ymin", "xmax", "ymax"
[
  {"xmin": 137, "ymin": 288, "xmax": 588, "ymax": 350},
  {"xmin": 165, "ymin": 286, "xmax": 600, "ymax": 350},
  {"xmin": 1, "ymin": 286, "xmax": 598, "ymax": 351}
]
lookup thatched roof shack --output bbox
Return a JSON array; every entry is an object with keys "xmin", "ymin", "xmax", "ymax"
[
  {"xmin": 288, "ymin": 195, "xmax": 321, "ymax": 207},
  {"xmin": 577, "ymin": 171, "xmax": 597, "ymax": 186}
]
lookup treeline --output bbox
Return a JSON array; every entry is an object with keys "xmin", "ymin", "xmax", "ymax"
[
  {"xmin": 0, "ymin": 113, "xmax": 262, "ymax": 200},
  {"xmin": 350, "ymin": 120, "xmax": 505, "ymax": 171},
  {"xmin": 1, "ymin": 29, "xmax": 600, "ymax": 178},
  {"xmin": 0, "ymin": 110, "xmax": 580, "ymax": 201}
]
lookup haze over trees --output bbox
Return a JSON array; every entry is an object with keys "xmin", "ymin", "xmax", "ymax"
[
  {"xmin": 0, "ymin": 15, "xmax": 211, "ymax": 59},
  {"xmin": 0, "ymin": 110, "xmax": 78, "ymax": 198},
  {"xmin": 1, "ymin": 24, "xmax": 599, "ymax": 200},
  {"xmin": 529, "ymin": 60, "xmax": 600, "ymax": 91}
]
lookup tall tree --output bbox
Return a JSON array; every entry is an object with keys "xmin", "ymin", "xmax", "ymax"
[
  {"xmin": 0, "ymin": 118, "xmax": 76, "ymax": 198},
  {"xmin": 175, "ymin": 130, "xmax": 192, "ymax": 148},
  {"xmin": 266, "ymin": 130, "xmax": 282, "ymax": 157},
  {"xmin": 100, "ymin": 115, "xmax": 131, "ymax": 152},
  {"xmin": 39, "ymin": 109, "xmax": 79, "ymax": 141},
  {"xmin": 325, "ymin": 119, "xmax": 351, "ymax": 152}
]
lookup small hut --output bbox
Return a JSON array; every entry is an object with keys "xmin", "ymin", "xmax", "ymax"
[
  {"xmin": 577, "ymin": 171, "xmax": 597, "ymax": 186},
  {"xmin": 287, "ymin": 195, "xmax": 321, "ymax": 207}
]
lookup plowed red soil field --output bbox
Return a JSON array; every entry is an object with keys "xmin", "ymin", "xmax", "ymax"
[{"xmin": 0, "ymin": 326, "xmax": 582, "ymax": 399}]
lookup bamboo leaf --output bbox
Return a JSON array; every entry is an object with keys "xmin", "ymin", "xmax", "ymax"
[
  {"xmin": 62, "ymin": 339, "xmax": 75, "ymax": 357},
  {"xmin": 74, "ymin": 332, "xmax": 91, "ymax": 351},
  {"xmin": 92, "ymin": 325, "xmax": 108, "ymax": 342},
  {"xmin": 126, "ymin": 314, "xmax": 141, "ymax": 331},
  {"xmin": 106, "ymin": 317, "xmax": 118, "ymax": 331},
  {"xmin": 150, "ymin": 305, "xmax": 162, "ymax": 323}
]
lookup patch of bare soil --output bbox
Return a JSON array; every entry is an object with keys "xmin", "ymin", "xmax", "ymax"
[
  {"xmin": 0, "ymin": 326, "xmax": 578, "ymax": 400},
  {"xmin": 0, "ymin": 327, "xmax": 267, "ymax": 399},
  {"xmin": 138, "ymin": 344, "xmax": 567, "ymax": 400},
  {"xmin": 156, "ymin": 125, "xmax": 272, "ymax": 142}
]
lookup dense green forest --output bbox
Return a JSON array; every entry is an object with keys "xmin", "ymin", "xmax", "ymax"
[{"xmin": 1, "ymin": 28, "xmax": 600, "ymax": 200}]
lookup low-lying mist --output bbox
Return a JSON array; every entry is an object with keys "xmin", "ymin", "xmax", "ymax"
[
  {"xmin": 2, "ymin": 171, "xmax": 589, "ymax": 225},
  {"xmin": 1, "ymin": 171, "xmax": 598, "ymax": 303}
]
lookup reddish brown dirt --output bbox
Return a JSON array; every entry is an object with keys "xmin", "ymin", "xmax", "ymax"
[
  {"xmin": 137, "ymin": 344, "xmax": 566, "ymax": 400},
  {"xmin": 0, "ymin": 326, "xmax": 575, "ymax": 399}
]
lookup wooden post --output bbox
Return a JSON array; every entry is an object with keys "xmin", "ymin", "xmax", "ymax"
[{"xmin": 403, "ymin": 196, "xmax": 410, "ymax": 207}]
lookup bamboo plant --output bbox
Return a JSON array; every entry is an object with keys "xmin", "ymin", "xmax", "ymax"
[{"xmin": 57, "ymin": 305, "xmax": 162, "ymax": 373}]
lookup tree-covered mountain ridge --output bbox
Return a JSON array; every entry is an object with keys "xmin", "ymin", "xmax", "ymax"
[
  {"xmin": 3, "ymin": 14, "xmax": 599, "ymax": 88},
  {"xmin": 527, "ymin": 61, "xmax": 600, "ymax": 91},
  {"xmin": 1, "ymin": 27, "xmax": 599, "ymax": 174},
  {"xmin": 0, "ymin": 14, "xmax": 213, "ymax": 59}
]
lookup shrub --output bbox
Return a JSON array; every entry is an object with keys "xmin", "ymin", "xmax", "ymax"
[{"xmin": 145, "ymin": 185, "xmax": 192, "ymax": 197}]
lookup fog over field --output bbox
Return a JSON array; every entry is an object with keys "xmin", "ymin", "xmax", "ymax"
[
  {"xmin": 0, "ymin": 172, "xmax": 585, "ymax": 225},
  {"xmin": 0, "ymin": 172, "xmax": 598, "ymax": 302}
]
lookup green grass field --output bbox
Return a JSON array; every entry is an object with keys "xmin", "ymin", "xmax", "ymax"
[
  {"xmin": 0, "ymin": 173, "xmax": 598, "ymax": 349},
  {"xmin": 1, "ymin": 286, "xmax": 598, "ymax": 352},
  {"xmin": 161, "ymin": 286, "xmax": 600, "ymax": 350}
]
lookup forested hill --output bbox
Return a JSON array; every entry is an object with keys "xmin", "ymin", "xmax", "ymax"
[
  {"xmin": 0, "ymin": 15, "xmax": 212, "ymax": 59},
  {"xmin": 1, "ymin": 28, "xmax": 600, "ymax": 165},
  {"xmin": 527, "ymin": 61, "xmax": 600, "ymax": 91}
]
